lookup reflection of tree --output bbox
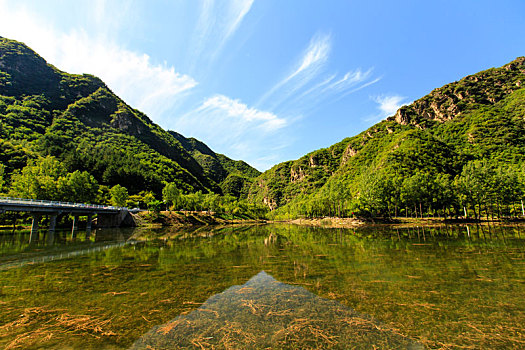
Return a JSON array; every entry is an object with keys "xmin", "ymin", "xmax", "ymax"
[{"xmin": 1, "ymin": 224, "xmax": 524, "ymax": 349}]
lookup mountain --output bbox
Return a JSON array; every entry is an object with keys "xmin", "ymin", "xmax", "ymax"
[
  {"xmin": 0, "ymin": 37, "xmax": 259, "ymax": 197},
  {"xmin": 248, "ymin": 57, "xmax": 525, "ymax": 215},
  {"xmin": 169, "ymin": 131, "xmax": 260, "ymax": 197}
]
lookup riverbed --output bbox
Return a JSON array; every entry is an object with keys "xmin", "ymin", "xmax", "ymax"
[{"xmin": 0, "ymin": 224, "xmax": 524, "ymax": 349}]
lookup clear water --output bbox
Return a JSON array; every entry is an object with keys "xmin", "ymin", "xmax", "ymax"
[{"xmin": 0, "ymin": 224, "xmax": 524, "ymax": 349}]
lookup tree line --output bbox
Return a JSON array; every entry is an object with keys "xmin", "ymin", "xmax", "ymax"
[
  {"xmin": 0, "ymin": 155, "xmax": 268, "ymax": 219},
  {"xmin": 2, "ymin": 155, "xmax": 524, "ymax": 221},
  {"xmin": 272, "ymin": 160, "xmax": 525, "ymax": 220}
]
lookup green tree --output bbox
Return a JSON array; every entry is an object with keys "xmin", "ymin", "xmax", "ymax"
[
  {"xmin": 147, "ymin": 200, "xmax": 163, "ymax": 213},
  {"xmin": 162, "ymin": 182, "xmax": 180, "ymax": 210},
  {"xmin": 0, "ymin": 163, "xmax": 5, "ymax": 193},
  {"xmin": 109, "ymin": 184, "xmax": 129, "ymax": 207},
  {"xmin": 433, "ymin": 173, "xmax": 456, "ymax": 218},
  {"xmin": 9, "ymin": 156, "xmax": 66, "ymax": 200},
  {"xmin": 456, "ymin": 160, "xmax": 494, "ymax": 219},
  {"xmin": 356, "ymin": 169, "xmax": 392, "ymax": 217},
  {"xmin": 400, "ymin": 172, "xmax": 435, "ymax": 218},
  {"xmin": 492, "ymin": 164, "xmax": 523, "ymax": 217},
  {"xmin": 141, "ymin": 191, "xmax": 156, "ymax": 206},
  {"xmin": 58, "ymin": 170, "xmax": 99, "ymax": 203}
]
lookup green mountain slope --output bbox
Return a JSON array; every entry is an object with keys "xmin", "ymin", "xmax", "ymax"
[
  {"xmin": 169, "ymin": 131, "xmax": 260, "ymax": 197},
  {"xmin": 0, "ymin": 37, "xmax": 259, "ymax": 197},
  {"xmin": 249, "ymin": 57, "xmax": 525, "ymax": 216}
]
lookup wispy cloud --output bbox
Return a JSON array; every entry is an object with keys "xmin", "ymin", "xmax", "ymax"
[
  {"xmin": 199, "ymin": 95, "xmax": 286, "ymax": 131},
  {"xmin": 369, "ymin": 94, "xmax": 408, "ymax": 121},
  {"xmin": 174, "ymin": 95, "xmax": 290, "ymax": 170},
  {"xmin": 189, "ymin": 0, "xmax": 254, "ymax": 72},
  {"xmin": 292, "ymin": 68, "xmax": 376, "ymax": 105},
  {"xmin": 0, "ymin": 0, "xmax": 197, "ymax": 121},
  {"xmin": 257, "ymin": 32, "xmax": 380, "ymax": 116},
  {"xmin": 218, "ymin": 0, "xmax": 254, "ymax": 57},
  {"xmin": 288, "ymin": 32, "xmax": 331, "ymax": 82},
  {"xmin": 259, "ymin": 32, "xmax": 332, "ymax": 106}
]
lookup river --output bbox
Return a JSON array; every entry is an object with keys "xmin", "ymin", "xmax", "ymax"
[{"xmin": 0, "ymin": 224, "xmax": 524, "ymax": 349}]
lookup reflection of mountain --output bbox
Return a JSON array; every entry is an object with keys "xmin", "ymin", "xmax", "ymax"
[
  {"xmin": 0, "ymin": 241, "xmax": 134, "ymax": 270},
  {"xmin": 131, "ymin": 271, "xmax": 423, "ymax": 349},
  {"xmin": 0, "ymin": 229, "xmax": 135, "ymax": 270}
]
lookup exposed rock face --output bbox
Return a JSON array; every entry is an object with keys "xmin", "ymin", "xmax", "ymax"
[
  {"xmin": 341, "ymin": 145, "xmax": 357, "ymax": 166},
  {"xmin": 290, "ymin": 166, "xmax": 306, "ymax": 183},
  {"xmin": 390, "ymin": 57, "xmax": 525, "ymax": 127},
  {"xmin": 110, "ymin": 110, "xmax": 136, "ymax": 132},
  {"xmin": 309, "ymin": 155, "xmax": 318, "ymax": 167},
  {"xmin": 263, "ymin": 197, "xmax": 277, "ymax": 211}
]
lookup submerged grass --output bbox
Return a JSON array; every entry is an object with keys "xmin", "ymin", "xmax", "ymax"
[
  {"xmin": 0, "ymin": 224, "xmax": 524, "ymax": 349},
  {"xmin": 131, "ymin": 271, "xmax": 421, "ymax": 349}
]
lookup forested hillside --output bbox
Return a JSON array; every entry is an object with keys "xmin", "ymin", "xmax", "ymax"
[
  {"xmin": 2, "ymin": 36, "xmax": 523, "ymax": 219},
  {"xmin": 249, "ymin": 57, "xmax": 525, "ymax": 219},
  {"xmin": 0, "ymin": 37, "xmax": 259, "ymax": 204}
]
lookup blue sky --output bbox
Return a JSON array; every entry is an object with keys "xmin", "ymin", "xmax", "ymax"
[{"xmin": 0, "ymin": 0, "xmax": 524, "ymax": 170}]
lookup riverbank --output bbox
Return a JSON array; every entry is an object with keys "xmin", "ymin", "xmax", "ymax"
[
  {"xmin": 277, "ymin": 216, "xmax": 525, "ymax": 229},
  {"xmin": 136, "ymin": 210, "xmax": 266, "ymax": 227},
  {"xmin": 281, "ymin": 217, "xmax": 364, "ymax": 228}
]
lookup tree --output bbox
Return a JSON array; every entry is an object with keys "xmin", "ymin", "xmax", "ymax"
[
  {"xmin": 0, "ymin": 163, "xmax": 5, "ymax": 193},
  {"xmin": 147, "ymin": 200, "xmax": 163, "ymax": 214},
  {"xmin": 356, "ymin": 169, "xmax": 392, "ymax": 217},
  {"xmin": 433, "ymin": 173, "xmax": 456, "ymax": 218},
  {"xmin": 9, "ymin": 156, "xmax": 66, "ymax": 200},
  {"xmin": 109, "ymin": 184, "xmax": 129, "ymax": 207},
  {"xmin": 401, "ymin": 172, "xmax": 435, "ymax": 218},
  {"xmin": 456, "ymin": 160, "xmax": 494, "ymax": 219},
  {"xmin": 141, "ymin": 191, "xmax": 156, "ymax": 206},
  {"xmin": 162, "ymin": 182, "xmax": 180, "ymax": 210},
  {"xmin": 58, "ymin": 170, "xmax": 99, "ymax": 203},
  {"xmin": 492, "ymin": 164, "xmax": 523, "ymax": 217}
]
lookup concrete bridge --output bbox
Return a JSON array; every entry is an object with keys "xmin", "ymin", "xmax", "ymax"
[{"xmin": 0, "ymin": 197, "xmax": 134, "ymax": 242}]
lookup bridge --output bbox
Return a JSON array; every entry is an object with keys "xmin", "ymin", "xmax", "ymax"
[{"xmin": 0, "ymin": 197, "xmax": 133, "ymax": 242}]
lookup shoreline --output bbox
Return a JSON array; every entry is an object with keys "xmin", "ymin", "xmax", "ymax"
[
  {"xmin": 271, "ymin": 216, "xmax": 525, "ymax": 229},
  {"xmin": 136, "ymin": 210, "xmax": 266, "ymax": 227},
  {"xmin": 2, "ymin": 212, "xmax": 524, "ymax": 231}
]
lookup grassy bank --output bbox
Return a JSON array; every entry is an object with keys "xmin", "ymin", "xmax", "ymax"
[
  {"xmin": 136, "ymin": 210, "xmax": 266, "ymax": 227},
  {"xmin": 278, "ymin": 216, "xmax": 525, "ymax": 229}
]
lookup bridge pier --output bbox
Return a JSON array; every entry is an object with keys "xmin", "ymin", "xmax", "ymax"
[
  {"xmin": 97, "ymin": 210, "xmax": 135, "ymax": 227},
  {"xmin": 46, "ymin": 214, "xmax": 57, "ymax": 245},
  {"xmin": 48, "ymin": 214, "xmax": 57, "ymax": 233},
  {"xmin": 30, "ymin": 214, "xmax": 41, "ymax": 243},
  {"xmin": 46, "ymin": 228, "xmax": 55, "ymax": 245},
  {"xmin": 86, "ymin": 214, "xmax": 93, "ymax": 232},
  {"xmin": 71, "ymin": 215, "xmax": 79, "ymax": 238}
]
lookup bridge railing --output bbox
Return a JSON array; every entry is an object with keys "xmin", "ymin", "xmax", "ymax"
[{"xmin": 0, "ymin": 196, "xmax": 127, "ymax": 211}]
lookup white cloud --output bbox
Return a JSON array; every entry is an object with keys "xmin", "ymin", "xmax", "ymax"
[
  {"xmin": 0, "ymin": 0, "xmax": 197, "ymax": 121},
  {"xmin": 259, "ymin": 32, "xmax": 332, "ymax": 106},
  {"xmin": 174, "ymin": 95, "xmax": 290, "ymax": 170},
  {"xmin": 189, "ymin": 0, "xmax": 254, "ymax": 71},
  {"xmin": 287, "ymin": 32, "xmax": 331, "ymax": 83},
  {"xmin": 199, "ymin": 95, "xmax": 286, "ymax": 131},
  {"xmin": 372, "ymin": 94, "xmax": 408, "ymax": 119},
  {"xmin": 295, "ymin": 68, "xmax": 375, "ymax": 103},
  {"xmin": 218, "ymin": 0, "xmax": 254, "ymax": 56},
  {"xmin": 257, "ymin": 33, "xmax": 380, "ymax": 117}
]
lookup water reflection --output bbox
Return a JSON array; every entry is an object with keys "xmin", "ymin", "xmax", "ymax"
[
  {"xmin": 131, "ymin": 271, "xmax": 423, "ymax": 349},
  {"xmin": 0, "ymin": 227, "xmax": 136, "ymax": 269},
  {"xmin": 0, "ymin": 224, "xmax": 524, "ymax": 349}
]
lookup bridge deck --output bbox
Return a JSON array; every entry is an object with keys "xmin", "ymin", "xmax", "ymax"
[{"xmin": 0, "ymin": 197, "xmax": 123, "ymax": 214}]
